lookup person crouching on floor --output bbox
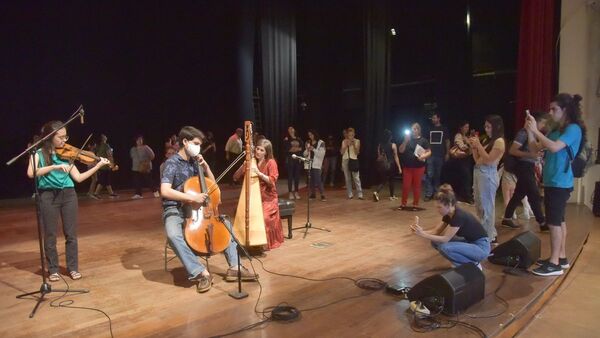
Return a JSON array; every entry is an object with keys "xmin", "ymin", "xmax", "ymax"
[{"xmin": 410, "ymin": 184, "xmax": 490, "ymax": 270}]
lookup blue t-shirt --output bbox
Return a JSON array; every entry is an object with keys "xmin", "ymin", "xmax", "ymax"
[{"xmin": 543, "ymin": 124, "xmax": 582, "ymax": 189}]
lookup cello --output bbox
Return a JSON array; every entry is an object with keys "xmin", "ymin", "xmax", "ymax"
[{"xmin": 182, "ymin": 157, "xmax": 231, "ymax": 254}]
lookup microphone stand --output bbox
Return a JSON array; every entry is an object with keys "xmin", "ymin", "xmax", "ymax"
[
  {"xmin": 6, "ymin": 105, "xmax": 89, "ymax": 318},
  {"xmin": 291, "ymin": 157, "xmax": 330, "ymax": 238},
  {"xmin": 218, "ymin": 215, "xmax": 254, "ymax": 299}
]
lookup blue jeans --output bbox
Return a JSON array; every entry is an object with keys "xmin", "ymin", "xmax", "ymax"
[
  {"xmin": 473, "ymin": 164, "xmax": 499, "ymax": 239},
  {"xmin": 286, "ymin": 156, "xmax": 301, "ymax": 192},
  {"xmin": 163, "ymin": 206, "xmax": 238, "ymax": 279},
  {"xmin": 425, "ymin": 156, "xmax": 444, "ymax": 198},
  {"xmin": 431, "ymin": 237, "xmax": 491, "ymax": 266},
  {"xmin": 309, "ymin": 168, "xmax": 325, "ymax": 196}
]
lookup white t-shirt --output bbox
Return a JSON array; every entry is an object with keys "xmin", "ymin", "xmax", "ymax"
[{"xmin": 341, "ymin": 138, "xmax": 360, "ymax": 160}]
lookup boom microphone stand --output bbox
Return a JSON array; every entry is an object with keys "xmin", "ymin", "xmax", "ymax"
[
  {"xmin": 6, "ymin": 106, "xmax": 89, "ymax": 318},
  {"xmin": 290, "ymin": 155, "xmax": 330, "ymax": 238}
]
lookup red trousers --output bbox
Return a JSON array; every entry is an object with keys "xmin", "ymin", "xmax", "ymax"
[{"xmin": 402, "ymin": 166, "xmax": 426, "ymax": 206}]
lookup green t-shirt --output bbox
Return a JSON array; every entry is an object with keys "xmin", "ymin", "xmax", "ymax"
[{"xmin": 36, "ymin": 150, "xmax": 75, "ymax": 190}]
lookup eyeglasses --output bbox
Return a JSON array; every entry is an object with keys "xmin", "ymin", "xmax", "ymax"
[{"xmin": 57, "ymin": 135, "xmax": 69, "ymax": 141}]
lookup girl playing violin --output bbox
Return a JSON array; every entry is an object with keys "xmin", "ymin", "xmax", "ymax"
[{"xmin": 27, "ymin": 121, "xmax": 110, "ymax": 282}]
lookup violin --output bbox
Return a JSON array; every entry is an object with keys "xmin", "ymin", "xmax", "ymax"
[
  {"xmin": 183, "ymin": 158, "xmax": 231, "ymax": 254},
  {"xmin": 56, "ymin": 144, "xmax": 119, "ymax": 171}
]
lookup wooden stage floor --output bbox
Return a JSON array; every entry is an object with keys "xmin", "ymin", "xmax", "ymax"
[{"xmin": 0, "ymin": 185, "xmax": 595, "ymax": 338}]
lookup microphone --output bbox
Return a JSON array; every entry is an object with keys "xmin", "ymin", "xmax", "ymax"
[
  {"xmin": 79, "ymin": 107, "xmax": 85, "ymax": 124},
  {"xmin": 291, "ymin": 154, "xmax": 311, "ymax": 162}
]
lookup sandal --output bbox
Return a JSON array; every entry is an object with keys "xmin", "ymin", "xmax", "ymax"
[
  {"xmin": 69, "ymin": 271, "xmax": 82, "ymax": 280},
  {"xmin": 48, "ymin": 273, "xmax": 60, "ymax": 282}
]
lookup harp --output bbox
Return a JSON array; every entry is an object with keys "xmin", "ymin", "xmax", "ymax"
[{"xmin": 233, "ymin": 121, "xmax": 268, "ymax": 246}]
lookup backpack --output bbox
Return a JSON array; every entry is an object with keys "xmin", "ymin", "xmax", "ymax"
[{"xmin": 565, "ymin": 137, "xmax": 592, "ymax": 178}]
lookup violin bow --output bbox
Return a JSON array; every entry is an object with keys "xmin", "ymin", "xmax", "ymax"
[{"xmin": 59, "ymin": 133, "xmax": 94, "ymax": 186}]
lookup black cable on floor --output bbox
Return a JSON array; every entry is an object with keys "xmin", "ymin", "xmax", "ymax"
[
  {"xmin": 209, "ymin": 256, "xmax": 386, "ymax": 337},
  {"xmin": 50, "ymin": 274, "xmax": 114, "ymax": 338}
]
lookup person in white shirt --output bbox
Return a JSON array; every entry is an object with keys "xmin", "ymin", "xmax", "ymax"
[
  {"xmin": 340, "ymin": 127, "xmax": 363, "ymax": 199},
  {"xmin": 304, "ymin": 130, "xmax": 326, "ymax": 201}
]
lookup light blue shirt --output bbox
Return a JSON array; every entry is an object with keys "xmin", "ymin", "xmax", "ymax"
[{"xmin": 543, "ymin": 124, "xmax": 582, "ymax": 189}]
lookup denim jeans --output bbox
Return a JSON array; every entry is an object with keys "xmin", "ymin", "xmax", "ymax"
[
  {"xmin": 309, "ymin": 168, "xmax": 325, "ymax": 196},
  {"xmin": 322, "ymin": 156, "xmax": 337, "ymax": 186},
  {"xmin": 425, "ymin": 156, "xmax": 444, "ymax": 198},
  {"xmin": 473, "ymin": 164, "xmax": 499, "ymax": 239},
  {"xmin": 163, "ymin": 206, "xmax": 238, "ymax": 279},
  {"xmin": 431, "ymin": 237, "xmax": 491, "ymax": 266},
  {"xmin": 286, "ymin": 156, "xmax": 301, "ymax": 192},
  {"xmin": 341, "ymin": 159, "xmax": 362, "ymax": 198}
]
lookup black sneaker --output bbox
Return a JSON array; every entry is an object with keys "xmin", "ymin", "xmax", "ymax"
[
  {"xmin": 532, "ymin": 262, "xmax": 563, "ymax": 276},
  {"xmin": 320, "ymin": 195, "xmax": 327, "ymax": 202},
  {"xmin": 539, "ymin": 223, "xmax": 550, "ymax": 232},
  {"xmin": 501, "ymin": 218, "xmax": 520, "ymax": 229},
  {"xmin": 424, "ymin": 196, "xmax": 432, "ymax": 202},
  {"xmin": 536, "ymin": 257, "xmax": 570, "ymax": 269},
  {"xmin": 309, "ymin": 194, "xmax": 316, "ymax": 200}
]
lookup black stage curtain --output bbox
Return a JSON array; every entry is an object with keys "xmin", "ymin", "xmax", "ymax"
[
  {"xmin": 363, "ymin": 0, "xmax": 391, "ymax": 184},
  {"xmin": 258, "ymin": 0, "xmax": 297, "ymax": 157}
]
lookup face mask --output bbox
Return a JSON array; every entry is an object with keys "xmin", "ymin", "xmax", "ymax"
[{"xmin": 186, "ymin": 143, "xmax": 201, "ymax": 157}]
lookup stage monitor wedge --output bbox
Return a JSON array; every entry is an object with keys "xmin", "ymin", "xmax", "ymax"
[
  {"xmin": 407, "ymin": 263, "xmax": 485, "ymax": 315},
  {"xmin": 488, "ymin": 231, "xmax": 541, "ymax": 268}
]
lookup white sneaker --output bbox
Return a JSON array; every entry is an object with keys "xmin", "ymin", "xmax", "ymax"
[
  {"xmin": 153, "ymin": 191, "xmax": 160, "ymax": 198},
  {"xmin": 476, "ymin": 263, "xmax": 483, "ymax": 271},
  {"xmin": 294, "ymin": 192, "xmax": 301, "ymax": 200},
  {"xmin": 132, "ymin": 194, "xmax": 143, "ymax": 199},
  {"xmin": 521, "ymin": 208, "xmax": 533, "ymax": 220},
  {"xmin": 289, "ymin": 192, "xmax": 295, "ymax": 200}
]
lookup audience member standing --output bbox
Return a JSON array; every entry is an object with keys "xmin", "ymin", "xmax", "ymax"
[
  {"xmin": 501, "ymin": 112, "xmax": 549, "ymax": 231},
  {"xmin": 398, "ymin": 123, "xmax": 431, "ymax": 210},
  {"xmin": 304, "ymin": 130, "xmax": 326, "ymax": 201},
  {"xmin": 451, "ymin": 121, "xmax": 474, "ymax": 204},
  {"xmin": 165, "ymin": 134, "xmax": 179, "ymax": 152},
  {"xmin": 225, "ymin": 128, "xmax": 243, "ymax": 184},
  {"xmin": 424, "ymin": 113, "xmax": 450, "ymax": 201},
  {"xmin": 130, "ymin": 135, "xmax": 159, "ymax": 199},
  {"xmin": 340, "ymin": 127, "xmax": 363, "ymax": 199},
  {"xmin": 469, "ymin": 115, "xmax": 505, "ymax": 243},
  {"xmin": 373, "ymin": 129, "xmax": 401, "ymax": 201},
  {"xmin": 526, "ymin": 93, "xmax": 585, "ymax": 276},
  {"xmin": 86, "ymin": 140, "xmax": 98, "ymax": 199},
  {"xmin": 201, "ymin": 131, "xmax": 217, "ymax": 170},
  {"xmin": 93, "ymin": 134, "xmax": 118, "ymax": 198},
  {"xmin": 283, "ymin": 126, "xmax": 303, "ymax": 200},
  {"xmin": 321, "ymin": 135, "xmax": 338, "ymax": 187}
]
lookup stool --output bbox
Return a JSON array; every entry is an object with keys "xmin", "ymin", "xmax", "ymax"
[
  {"xmin": 164, "ymin": 240, "xmax": 210, "ymax": 273},
  {"xmin": 278, "ymin": 199, "xmax": 296, "ymax": 239}
]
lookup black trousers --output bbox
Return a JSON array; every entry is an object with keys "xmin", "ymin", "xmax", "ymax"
[
  {"xmin": 40, "ymin": 188, "xmax": 79, "ymax": 273},
  {"xmin": 133, "ymin": 171, "xmax": 157, "ymax": 195},
  {"xmin": 454, "ymin": 157, "xmax": 474, "ymax": 202},
  {"xmin": 504, "ymin": 162, "xmax": 545, "ymax": 224},
  {"xmin": 374, "ymin": 163, "xmax": 396, "ymax": 197}
]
